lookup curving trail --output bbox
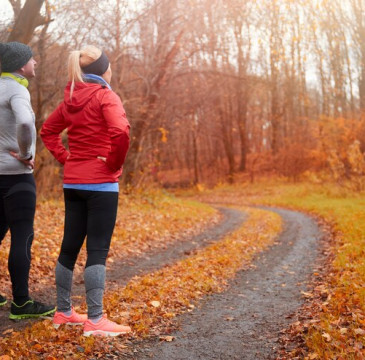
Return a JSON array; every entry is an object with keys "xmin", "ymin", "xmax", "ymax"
[{"xmin": 132, "ymin": 207, "xmax": 322, "ymax": 360}]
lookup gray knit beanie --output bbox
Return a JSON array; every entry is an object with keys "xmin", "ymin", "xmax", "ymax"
[{"xmin": 0, "ymin": 42, "xmax": 33, "ymax": 72}]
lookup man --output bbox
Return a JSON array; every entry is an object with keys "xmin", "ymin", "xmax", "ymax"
[{"xmin": 0, "ymin": 42, "xmax": 55, "ymax": 320}]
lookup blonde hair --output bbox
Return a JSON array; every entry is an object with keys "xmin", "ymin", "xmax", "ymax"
[{"xmin": 68, "ymin": 45, "xmax": 102, "ymax": 98}]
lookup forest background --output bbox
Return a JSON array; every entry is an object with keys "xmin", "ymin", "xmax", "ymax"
[{"xmin": 1, "ymin": 0, "xmax": 365, "ymax": 193}]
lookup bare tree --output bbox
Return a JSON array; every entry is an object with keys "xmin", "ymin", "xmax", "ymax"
[{"xmin": 7, "ymin": 0, "xmax": 51, "ymax": 44}]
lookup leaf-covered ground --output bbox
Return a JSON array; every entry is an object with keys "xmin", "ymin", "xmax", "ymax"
[
  {"xmin": 0, "ymin": 189, "xmax": 282, "ymax": 359},
  {"xmin": 0, "ymin": 190, "xmax": 218, "ymax": 306}
]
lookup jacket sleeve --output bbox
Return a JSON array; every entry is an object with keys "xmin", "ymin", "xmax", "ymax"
[
  {"xmin": 10, "ymin": 89, "xmax": 35, "ymax": 160},
  {"xmin": 40, "ymin": 103, "xmax": 70, "ymax": 165},
  {"xmin": 100, "ymin": 90, "xmax": 130, "ymax": 172}
]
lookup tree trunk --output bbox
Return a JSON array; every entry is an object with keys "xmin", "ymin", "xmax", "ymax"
[
  {"xmin": 234, "ymin": 21, "xmax": 249, "ymax": 172},
  {"xmin": 269, "ymin": 0, "xmax": 282, "ymax": 155},
  {"xmin": 220, "ymin": 109, "xmax": 235, "ymax": 184},
  {"xmin": 7, "ymin": 0, "xmax": 46, "ymax": 44},
  {"xmin": 192, "ymin": 129, "xmax": 199, "ymax": 185}
]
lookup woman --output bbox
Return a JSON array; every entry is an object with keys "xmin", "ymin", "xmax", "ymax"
[{"xmin": 41, "ymin": 45, "xmax": 131, "ymax": 337}]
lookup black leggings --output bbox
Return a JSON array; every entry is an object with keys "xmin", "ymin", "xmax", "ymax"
[
  {"xmin": 58, "ymin": 189, "xmax": 118, "ymax": 271},
  {"xmin": 0, "ymin": 174, "xmax": 36, "ymax": 304}
]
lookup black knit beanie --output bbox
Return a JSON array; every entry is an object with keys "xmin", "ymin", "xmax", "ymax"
[{"xmin": 0, "ymin": 42, "xmax": 33, "ymax": 72}]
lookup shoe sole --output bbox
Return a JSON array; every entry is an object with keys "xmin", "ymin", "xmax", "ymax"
[
  {"xmin": 83, "ymin": 330, "xmax": 130, "ymax": 337},
  {"xmin": 0, "ymin": 300, "xmax": 7, "ymax": 307},
  {"xmin": 53, "ymin": 322, "xmax": 84, "ymax": 329},
  {"xmin": 9, "ymin": 308, "xmax": 56, "ymax": 320}
]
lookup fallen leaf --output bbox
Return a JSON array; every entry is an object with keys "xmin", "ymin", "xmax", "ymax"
[
  {"xmin": 301, "ymin": 291, "xmax": 314, "ymax": 298},
  {"xmin": 150, "ymin": 300, "xmax": 161, "ymax": 308},
  {"xmin": 354, "ymin": 328, "xmax": 365, "ymax": 335},
  {"xmin": 159, "ymin": 335, "xmax": 175, "ymax": 342},
  {"xmin": 163, "ymin": 312, "xmax": 176, "ymax": 318},
  {"xmin": 322, "ymin": 333, "xmax": 331, "ymax": 342}
]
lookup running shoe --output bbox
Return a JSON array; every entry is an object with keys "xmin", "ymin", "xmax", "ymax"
[
  {"xmin": 0, "ymin": 294, "xmax": 7, "ymax": 307},
  {"xmin": 83, "ymin": 314, "xmax": 131, "ymax": 337},
  {"xmin": 53, "ymin": 307, "xmax": 87, "ymax": 328},
  {"xmin": 9, "ymin": 299, "xmax": 56, "ymax": 320}
]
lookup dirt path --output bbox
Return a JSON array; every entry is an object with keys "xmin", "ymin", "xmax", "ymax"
[
  {"xmin": 130, "ymin": 207, "xmax": 323, "ymax": 360},
  {"xmin": 0, "ymin": 207, "xmax": 246, "ymax": 334}
]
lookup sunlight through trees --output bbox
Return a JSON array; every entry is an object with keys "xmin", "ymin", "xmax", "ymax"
[{"xmin": 1, "ymin": 0, "xmax": 364, "ymax": 189}]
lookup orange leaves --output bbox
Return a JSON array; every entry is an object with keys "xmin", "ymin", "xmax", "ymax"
[{"xmin": 159, "ymin": 127, "xmax": 168, "ymax": 143}]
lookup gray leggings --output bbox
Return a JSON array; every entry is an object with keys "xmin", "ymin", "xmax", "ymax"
[{"xmin": 56, "ymin": 188, "xmax": 118, "ymax": 318}]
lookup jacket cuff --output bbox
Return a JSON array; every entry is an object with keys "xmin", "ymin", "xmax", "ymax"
[
  {"xmin": 59, "ymin": 151, "xmax": 70, "ymax": 165},
  {"xmin": 105, "ymin": 158, "xmax": 121, "ymax": 172},
  {"xmin": 18, "ymin": 152, "xmax": 33, "ymax": 161}
]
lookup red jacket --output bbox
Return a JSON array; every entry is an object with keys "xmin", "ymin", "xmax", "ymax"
[{"xmin": 40, "ymin": 82, "xmax": 130, "ymax": 184}]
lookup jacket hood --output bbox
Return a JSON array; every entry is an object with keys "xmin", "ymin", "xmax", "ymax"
[{"xmin": 64, "ymin": 82, "xmax": 104, "ymax": 113}]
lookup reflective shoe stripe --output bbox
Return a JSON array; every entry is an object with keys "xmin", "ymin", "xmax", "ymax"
[
  {"xmin": 0, "ymin": 299, "xmax": 7, "ymax": 307},
  {"xmin": 9, "ymin": 307, "xmax": 56, "ymax": 320}
]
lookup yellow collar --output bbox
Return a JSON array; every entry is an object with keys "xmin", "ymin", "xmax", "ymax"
[{"xmin": 1, "ymin": 72, "xmax": 29, "ymax": 88}]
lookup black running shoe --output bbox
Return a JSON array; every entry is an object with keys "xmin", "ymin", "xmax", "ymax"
[
  {"xmin": 9, "ymin": 299, "xmax": 56, "ymax": 320},
  {"xmin": 0, "ymin": 294, "xmax": 7, "ymax": 307}
]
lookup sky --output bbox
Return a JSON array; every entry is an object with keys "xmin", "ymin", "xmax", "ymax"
[{"xmin": 0, "ymin": 0, "xmax": 13, "ymax": 21}]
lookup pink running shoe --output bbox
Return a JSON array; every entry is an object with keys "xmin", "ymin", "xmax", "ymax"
[
  {"xmin": 83, "ymin": 314, "xmax": 131, "ymax": 337},
  {"xmin": 53, "ymin": 307, "xmax": 87, "ymax": 328}
]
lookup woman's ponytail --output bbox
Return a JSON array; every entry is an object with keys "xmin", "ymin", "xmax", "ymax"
[
  {"xmin": 67, "ymin": 46, "xmax": 102, "ymax": 99},
  {"xmin": 68, "ymin": 50, "xmax": 83, "ymax": 99}
]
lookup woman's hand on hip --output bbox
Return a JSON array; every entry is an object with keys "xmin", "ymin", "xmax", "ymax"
[{"xmin": 97, "ymin": 156, "xmax": 107, "ymax": 162}]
